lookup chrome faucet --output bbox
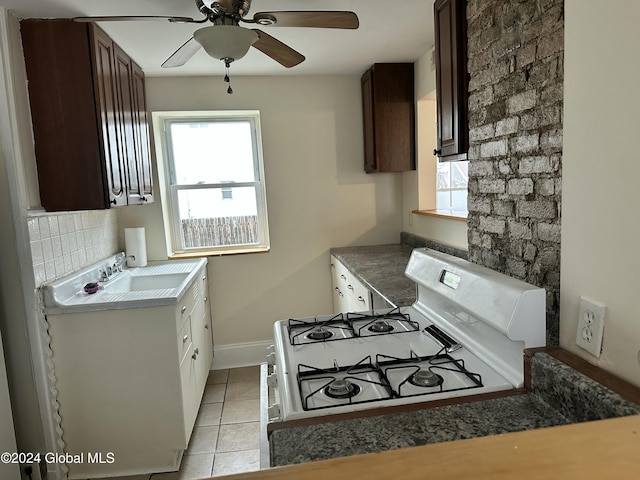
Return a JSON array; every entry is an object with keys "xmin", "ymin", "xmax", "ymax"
[{"xmin": 113, "ymin": 252, "xmax": 126, "ymax": 272}]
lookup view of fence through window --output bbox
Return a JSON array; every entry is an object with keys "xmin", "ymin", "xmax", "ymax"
[
  {"xmin": 436, "ymin": 160, "xmax": 469, "ymax": 212},
  {"xmin": 169, "ymin": 120, "xmax": 261, "ymax": 249}
]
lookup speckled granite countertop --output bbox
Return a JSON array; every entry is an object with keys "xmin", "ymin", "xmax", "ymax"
[
  {"xmin": 330, "ymin": 244, "xmax": 416, "ymax": 307},
  {"xmin": 269, "ymin": 352, "xmax": 640, "ymax": 467}
]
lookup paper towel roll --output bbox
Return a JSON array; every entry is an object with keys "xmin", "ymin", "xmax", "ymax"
[{"xmin": 124, "ymin": 227, "xmax": 147, "ymax": 267}]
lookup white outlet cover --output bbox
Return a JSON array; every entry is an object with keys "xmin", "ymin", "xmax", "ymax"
[{"xmin": 575, "ymin": 296, "xmax": 606, "ymax": 357}]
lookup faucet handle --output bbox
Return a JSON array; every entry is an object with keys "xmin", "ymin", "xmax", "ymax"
[{"xmin": 98, "ymin": 268, "xmax": 109, "ymax": 282}]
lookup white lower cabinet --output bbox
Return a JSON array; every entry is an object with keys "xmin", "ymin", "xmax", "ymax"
[
  {"xmin": 47, "ymin": 265, "xmax": 213, "ymax": 479},
  {"xmin": 330, "ymin": 255, "xmax": 372, "ymax": 313}
]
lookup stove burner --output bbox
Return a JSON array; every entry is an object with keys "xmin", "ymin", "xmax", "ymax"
[
  {"xmin": 368, "ymin": 320, "xmax": 395, "ymax": 333},
  {"xmin": 409, "ymin": 369, "xmax": 444, "ymax": 388},
  {"xmin": 306, "ymin": 326, "xmax": 334, "ymax": 341},
  {"xmin": 324, "ymin": 379, "xmax": 361, "ymax": 399}
]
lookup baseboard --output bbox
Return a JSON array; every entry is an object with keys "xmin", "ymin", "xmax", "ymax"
[{"xmin": 211, "ymin": 340, "xmax": 273, "ymax": 370}]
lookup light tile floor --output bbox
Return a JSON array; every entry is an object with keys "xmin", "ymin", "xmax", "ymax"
[{"xmin": 93, "ymin": 365, "xmax": 262, "ymax": 480}]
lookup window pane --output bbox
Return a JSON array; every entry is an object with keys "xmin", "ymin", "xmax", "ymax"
[
  {"xmin": 436, "ymin": 161, "xmax": 451, "ymax": 189},
  {"xmin": 170, "ymin": 121, "xmax": 256, "ymax": 184},
  {"xmin": 177, "ymin": 187, "xmax": 259, "ymax": 248},
  {"xmin": 436, "ymin": 160, "xmax": 468, "ymax": 212}
]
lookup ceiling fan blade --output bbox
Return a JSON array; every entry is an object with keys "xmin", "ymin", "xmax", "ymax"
[
  {"xmin": 162, "ymin": 37, "xmax": 202, "ymax": 68},
  {"xmin": 252, "ymin": 11, "xmax": 359, "ymax": 29},
  {"xmin": 73, "ymin": 15, "xmax": 199, "ymax": 24},
  {"xmin": 251, "ymin": 30, "xmax": 305, "ymax": 68}
]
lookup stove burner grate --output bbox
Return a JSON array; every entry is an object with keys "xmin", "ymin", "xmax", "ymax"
[
  {"xmin": 377, "ymin": 350, "xmax": 484, "ymax": 398},
  {"xmin": 297, "ymin": 356, "xmax": 394, "ymax": 411},
  {"xmin": 287, "ymin": 313, "xmax": 353, "ymax": 345},
  {"xmin": 348, "ymin": 307, "xmax": 420, "ymax": 337}
]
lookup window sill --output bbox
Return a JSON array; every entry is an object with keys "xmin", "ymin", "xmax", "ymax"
[
  {"xmin": 412, "ymin": 209, "xmax": 468, "ymax": 221},
  {"xmin": 169, "ymin": 246, "xmax": 270, "ymax": 259}
]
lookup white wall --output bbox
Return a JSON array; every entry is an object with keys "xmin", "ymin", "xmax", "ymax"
[
  {"xmin": 123, "ymin": 75, "xmax": 403, "ymax": 346},
  {"xmin": 561, "ymin": 0, "xmax": 640, "ymax": 386}
]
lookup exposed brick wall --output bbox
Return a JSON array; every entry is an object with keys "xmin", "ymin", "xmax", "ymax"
[{"xmin": 466, "ymin": 0, "xmax": 563, "ymax": 345}]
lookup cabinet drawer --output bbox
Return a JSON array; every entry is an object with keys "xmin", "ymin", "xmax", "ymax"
[
  {"xmin": 350, "ymin": 280, "xmax": 371, "ymax": 311},
  {"xmin": 176, "ymin": 286, "xmax": 196, "ymax": 327},
  {"xmin": 177, "ymin": 318, "xmax": 192, "ymax": 364}
]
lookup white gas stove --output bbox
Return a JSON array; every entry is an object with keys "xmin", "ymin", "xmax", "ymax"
[{"xmin": 265, "ymin": 248, "xmax": 546, "ymax": 423}]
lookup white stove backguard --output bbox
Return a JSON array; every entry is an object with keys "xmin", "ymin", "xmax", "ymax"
[{"xmin": 405, "ymin": 248, "xmax": 546, "ymax": 387}]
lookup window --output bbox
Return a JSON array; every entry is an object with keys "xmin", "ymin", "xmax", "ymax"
[
  {"xmin": 152, "ymin": 111, "xmax": 269, "ymax": 257},
  {"xmin": 436, "ymin": 160, "xmax": 468, "ymax": 213}
]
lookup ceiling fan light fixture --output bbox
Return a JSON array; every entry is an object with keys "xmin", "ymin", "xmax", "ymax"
[
  {"xmin": 193, "ymin": 25, "xmax": 258, "ymax": 62},
  {"xmin": 254, "ymin": 13, "xmax": 277, "ymax": 26}
]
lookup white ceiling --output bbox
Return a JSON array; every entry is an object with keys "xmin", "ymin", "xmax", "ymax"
[{"xmin": 2, "ymin": 0, "xmax": 435, "ymax": 77}]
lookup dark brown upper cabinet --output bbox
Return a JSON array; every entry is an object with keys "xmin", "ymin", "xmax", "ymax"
[
  {"xmin": 20, "ymin": 19, "xmax": 153, "ymax": 211},
  {"xmin": 434, "ymin": 0, "xmax": 469, "ymax": 162},
  {"xmin": 361, "ymin": 63, "xmax": 415, "ymax": 173}
]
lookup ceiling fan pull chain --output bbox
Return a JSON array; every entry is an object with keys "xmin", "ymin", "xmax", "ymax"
[{"xmin": 224, "ymin": 60, "xmax": 233, "ymax": 94}]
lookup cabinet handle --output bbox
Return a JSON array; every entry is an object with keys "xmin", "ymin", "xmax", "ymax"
[
  {"xmin": 358, "ymin": 296, "xmax": 366, "ymax": 302},
  {"xmin": 110, "ymin": 199, "xmax": 117, "ymax": 205},
  {"xmin": 204, "ymin": 297, "xmax": 208, "ymax": 302},
  {"xmin": 433, "ymin": 148, "xmax": 442, "ymax": 156},
  {"xmin": 340, "ymin": 274, "xmax": 346, "ymax": 280},
  {"xmin": 347, "ymin": 284, "xmax": 354, "ymax": 290},
  {"xmin": 181, "ymin": 306, "xmax": 187, "ymax": 314},
  {"xmin": 192, "ymin": 348, "xmax": 199, "ymax": 360},
  {"xmin": 140, "ymin": 196, "xmax": 147, "ymax": 202},
  {"xmin": 330, "ymin": 263, "xmax": 335, "ymax": 268},
  {"xmin": 182, "ymin": 334, "xmax": 189, "ymax": 343},
  {"xmin": 205, "ymin": 324, "xmax": 209, "ymax": 330},
  {"xmin": 202, "ymin": 276, "xmax": 206, "ymax": 281},
  {"xmin": 338, "ymin": 291, "xmax": 344, "ymax": 297}
]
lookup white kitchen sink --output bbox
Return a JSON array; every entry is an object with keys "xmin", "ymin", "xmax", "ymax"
[
  {"xmin": 104, "ymin": 272, "xmax": 190, "ymax": 293},
  {"xmin": 42, "ymin": 255, "xmax": 207, "ymax": 314}
]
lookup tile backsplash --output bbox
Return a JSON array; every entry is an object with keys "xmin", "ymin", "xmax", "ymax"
[{"xmin": 27, "ymin": 210, "xmax": 119, "ymax": 286}]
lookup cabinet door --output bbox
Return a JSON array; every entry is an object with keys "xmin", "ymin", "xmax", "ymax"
[
  {"xmin": 113, "ymin": 44, "xmax": 141, "ymax": 204},
  {"xmin": 361, "ymin": 64, "xmax": 415, "ymax": 173},
  {"xmin": 434, "ymin": 0, "xmax": 468, "ymax": 161},
  {"xmin": 361, "ymin": 69, "xmax": 376, "ymax": 173},
  {"xmin": 180, "ymin": 344, "xmax": 198, "ymax": 444},
  {"xmin": 131, "ymin": 62, "xmax": 154, "ymax": 204},
  {"xmin": 91, "ymin": 26, "xmax": 127, "ymax": 207}
]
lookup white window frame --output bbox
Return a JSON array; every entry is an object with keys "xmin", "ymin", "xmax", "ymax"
[{"xmin": 152, "ymin": 110, "xmax": 270, "ymax": 257}]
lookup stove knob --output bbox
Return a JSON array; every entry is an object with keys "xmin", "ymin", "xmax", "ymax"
[
  {"xmin": 268, "ymin": 404, "xmax": 281, "ymax": 421},
  {"xmin": 267, "ymin": 373, "xmax": 277, "ymax": 387},
  {"xmin": 266, "ymin": 353, "xmax": 275, "ymax": 365}
]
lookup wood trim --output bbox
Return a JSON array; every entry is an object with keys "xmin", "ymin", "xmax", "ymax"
[
  {"xmin": 267, "ymin": 388, "xmax": 527, "ymax": 437},
  {"xmin": 412, "ymin": 209, "xmax": 468, "ymax": 221}
]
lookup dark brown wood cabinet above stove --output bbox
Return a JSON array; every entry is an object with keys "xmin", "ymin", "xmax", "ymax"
[
  {"xmin": 20, "ymin": 19, "xmax": 154, "ymax": 211},
  {"xmin": 434, "ymin": 0, "xmax": 469, "ymax": 162},
  {"xmin": 361, "ymin": 63, "xmax": 415, "ymax": 173}
]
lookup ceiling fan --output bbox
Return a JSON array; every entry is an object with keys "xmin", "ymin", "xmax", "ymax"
[{"xmin": 74, "ymin": 0, "xmax": 359, "ymax": 92}]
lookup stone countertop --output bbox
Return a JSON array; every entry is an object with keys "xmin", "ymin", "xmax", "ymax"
[
  {"xmin": 270, "ymin": 394, "xmax": 570, "ymax": 466},
  {"xmin": 330, "ymin": 244, "xmax": 416, "ymax": 307},
  {"xmin": 269, "ymin": 352, "xmax": 640, "ymax": 467}
]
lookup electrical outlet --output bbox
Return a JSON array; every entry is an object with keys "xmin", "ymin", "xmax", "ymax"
[{"xmin": 575, "ymin": 296, "xmax": 605, "ymax": 357}]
